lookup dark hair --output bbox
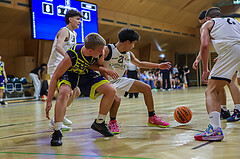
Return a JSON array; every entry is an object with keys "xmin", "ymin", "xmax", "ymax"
[
  {"xmin": 41, "ymin": 63, "xmax": 47, "ymax": 67},
  {"xmin": 206, "ymin": 7, "xmax": 221, "ymax": 18},
  {"xmin": 199, "ymin": 10, "xmax": 207, "ymax": 20},
  {"xmin": 65, "ymin": 10, "xmax": 83, "ymax": 24},
  {"xmin": 118, "ymin": 28, "xmax": 140, "ymax": 42}
]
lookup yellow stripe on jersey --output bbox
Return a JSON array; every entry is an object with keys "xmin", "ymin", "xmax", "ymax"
[{"xmin": 89, "ymin": 80, "xmax": 109, "ymax": 100}]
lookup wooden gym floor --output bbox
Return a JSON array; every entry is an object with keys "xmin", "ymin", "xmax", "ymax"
[{"xmin": 0, "ymin": 87, "xmax": 239, "ymax": 159}]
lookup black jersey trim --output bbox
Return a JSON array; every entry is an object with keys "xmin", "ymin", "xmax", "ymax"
[
  {"xmin": 209, "ymin": 20, "xmax": 215, "ymax": 34},
  {"xmin": 67, "ymin": 50, "xmax": 77, "ymax": 66},
  {"xmin": 210, "ymin": 76, "xmax": 231, "ymax": 83},
  {"xmin": 105, "ymin": 44, "xmax": 113, "ymax": 61}
]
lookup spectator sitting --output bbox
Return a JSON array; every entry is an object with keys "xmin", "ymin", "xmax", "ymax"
[{"xmin": 140, "ymin": 70, "xmax": 149, "ymax": 85}]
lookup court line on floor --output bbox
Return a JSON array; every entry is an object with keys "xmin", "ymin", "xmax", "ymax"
[
  {"xmin": 192, "ymin": 141, "xmax": 212, "ymax": 150},
  {"xmin": 0, "ymin": 151, "xmax": 156, "ymax": 159}
]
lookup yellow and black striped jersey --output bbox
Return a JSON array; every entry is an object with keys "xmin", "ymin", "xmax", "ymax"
[{"xmin": 66, "ymin": 44, "xmax": 99, "ymax": 75}]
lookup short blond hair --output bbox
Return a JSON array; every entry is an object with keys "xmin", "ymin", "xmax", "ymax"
[{"xmin": 84, "ymin": 33, "xmax": 106, "ymax": 50}]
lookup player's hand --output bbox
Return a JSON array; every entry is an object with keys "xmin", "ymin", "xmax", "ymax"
[
  {"xmin": 202, "ymin": 70, "xmax": 210, "ymax": 84},
  {"xmin": 192, "ymin": 59, "xmax": 199, "ymax": 70},
  {"xmin": 4, "ymin": 79, "xmax": 7, "ymax": 83},
  {"xmin": 106, "ymin": 69, "xmax": 119, "ymax": 80},
  {"xmin": 159, "ymin": 62, "xmax": 171, "ymax": 70},
  {"xmin": 45, "ymin": 101, "xmax": 52, "ymax": 120},
  {"xmin": 99, "ymin": 70, "xmax": 109, "ymax": 80},
  {"xmin": 213, "ymin": 57, "xmax": 219, "ymax": 63}
]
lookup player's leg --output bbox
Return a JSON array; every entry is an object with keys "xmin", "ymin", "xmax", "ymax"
[
  {"xmin": 129, "ymin": 80, "xmax": 170, "ymax": 128},
  {"xmin": 51, "ymin": 84, "xmax": 71, "ymax": 146},
  {"xmin": 218, "ymin": 87, "xmax": 230, "ymax": 119},
  {"xmin": 194, "ymin": 79, "xmax": 227, "ymax": 141},
  {"xmin": 91, "ymin": 83, "xmax": 116, "ymax": 137},
  {"xmin": 49, "ymin": 87, "xmax": 80, "ymax": 131},
  {"xmin": 67, "ymin": 87, "xmax": 81, "ymax": 107},
  {"xmin": 226, "ymin": 73, "xmax": 240, "ymax": 122},
  {"xmin": 0, "ymin": 77, "xmax": 7, "ymax": 106},
  {"xmin": 108, "ymin": 94, "xmax": 121, "ymax": 134}
]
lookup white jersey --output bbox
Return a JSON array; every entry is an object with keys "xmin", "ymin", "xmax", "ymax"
[
  {"xmin": 210, "ymin": 18, "xmax": 240, "ymax": 54},
  {"xmin": 47, "ymin": 27, "xmax": 77, "ymax": 77},
  {"xmin": 208, "ymin": 18, "xmax": 240, "ymax": 81},
  {"xmin": 104, "ymin": 44, "xmax": 131, "ymax": 80}
]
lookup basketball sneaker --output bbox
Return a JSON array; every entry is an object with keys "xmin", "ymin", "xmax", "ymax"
[
  {"xmin": 194, "ymin": 124, "xmax": 224, "ymax": 141},
  {"xmin": 49, "ymin": 119, "xmax": 71, "ymax": 131},
  {"xmin": 63, "ymin": 116, "xmax": 72, "ymax": 125},
  {"xmin": 148, "ymin": 115, "xmax": 170, "ymax": 128},
  {"xmin": 109, "ymin": 120, "xmax": 119, "ymax": 134},
  {"xmin": 51, "ymin": 130, "xmax": 63, "ymax": 146},
  {"xmin": 0, "ymin": 101, "xmax": 8, "ymax": 106},
  {"xmin": 220, "ymin": 109, "xmax": 230, "ymax": 119},
  {"xmin": 226, "ymin": 109, "xmax": 240, "ymax": 122},
  {"xmin": 91, "ymin": 120, "xmax": 114, "ymax": 137}
]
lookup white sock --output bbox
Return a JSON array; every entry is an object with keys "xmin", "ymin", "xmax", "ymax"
[
  {"xmin": 0, "ymin": 98, "xmax": 3, "ymax": 102},
  {"xmin": 235, "ymin": 104, "xmax": 240, "ymax": 110},
  {"xmin": 209, "ymin": 111, "xmax": 221, "ymax": 130},
  {"xmin": 96, "ymin": 114, "xmax": 106, "ymax": 124},
  {"xmin": 54, "ymin": 122, "xmax": 63, "ymax": 130},
  {"xmin": 221, "ymin": 105, "xmax": 227, "ymax": 111}
]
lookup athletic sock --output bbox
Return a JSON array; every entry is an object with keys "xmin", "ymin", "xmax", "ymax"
[
  {"xmin": 209, "ymin": 111, "xmax": 221, "ymax": 130},
  {"xmin": 221, "ymin": 105, "xmax": 227, "ymax": 111},
  {"xmin": 96, "ymin": 114, "xmax": 106, "ymax": 124},
  {"xmin": 148, "ymin": 111, "xmax": 155, "ymax": 117},
  {"xmin": 0, "ymin": 98, "xmax": 3, "ymax": 102},
  {"xmin": 110, "ymin": 117, "xmax": 116, "ymax": 121},
  {"xmin": 235, "ymin": 104, "xmax": 240, "ymax": 111},
  {"xmin": 54, "ymin": 122, "xmax": 63, "ymax": 131}
]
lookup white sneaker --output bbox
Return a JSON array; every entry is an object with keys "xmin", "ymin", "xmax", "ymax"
[
  {"xmin": 49, "ymin": 119, "xmax": 71, "ymax": 131},
  {"xmin": 63, "ymin": 116, "xmax": 72, "ymax": 125}
]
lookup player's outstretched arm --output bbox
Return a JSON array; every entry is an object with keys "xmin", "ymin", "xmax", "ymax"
[
  {"xmin": 130, "ymin": 52, "xmax": 171, "ymax": 69},
  {"xmin": 46, "ymin": 53, "xmax": 72, "ymax": 119}
]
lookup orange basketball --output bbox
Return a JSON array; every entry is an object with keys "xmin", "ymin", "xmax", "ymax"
[
  {"xmin": 41, "ymin": 95, "xmax": 48, "ymax": 101},
  {"xmin": 174, "ymin": 106, "xmax": 192, "ymax": 123}
]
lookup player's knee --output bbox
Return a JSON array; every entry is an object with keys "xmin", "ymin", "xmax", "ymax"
[
  {"xmin": 114, "ymin": 95, "xmax": 121, "ymax": 104},
  {"xmin": 58, "ymin": 87, "xmax": 71, "ymax": 100},
  {"xmin": 141, "ymin": 83, "xmax": 151, "ymax": 93},
  {"xmin": 76, "ymin": 87, "xmax": 81, "ymax": 97}
]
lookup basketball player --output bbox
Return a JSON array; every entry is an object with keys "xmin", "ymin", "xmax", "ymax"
[
  {"xmin": 194, "ymin": 7, "xmax": 240, "ymax": 141},
  {"xmin": 46, "ymin": 33, "xmax": 119, "ymax": 146},
  {"xmin": 95, "ymin": 28, "xmax": 171, "ymax": 133},
  {"xmin": 0, "ymin": 55, "xmax": 7, "ymax": 106},
  {"xmin": 193, "ymin": 11, "xmax": 240, "ymax": 121},
  {"xmin": 47, "ymin": 10, "xmax": 83, "ymax": 131}
]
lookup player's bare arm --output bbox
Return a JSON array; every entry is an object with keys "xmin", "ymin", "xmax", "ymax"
[
  {"xmin": 88, "ymin": 61, "xmax": 119, "ymax": 80},
  {"xmin": 46, "ymin": 53, "xmax": 72, "ymax": 119},
  {"xmin": 200, "ymin": 20, "xmax": 213, "ymax": 83},
  {"xmin": 2, "ymin": 63, "xmax": 7, "ymax": 83},
  {"xmin": 55, "ymin": 28, "xmax": 70, "ymax": 56},
  {"xmin": 192, "ymin": 51, "xmax": 201, "ymax": 70},
  {"xmin": 130, "ymin": 52, "xmax": 171, "ymax": 70}
]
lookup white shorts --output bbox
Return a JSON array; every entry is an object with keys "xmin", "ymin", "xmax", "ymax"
[
  {"xmin": 110, "ymin": 77, "xmax": 135, "ymax": 94},
  {"xmin": 209, "ymin": 44, "xmax": 240, "ymax": 82},
  {"xmin": 47, "ymin": 67, "xmax": 56, "ymax": 79}
]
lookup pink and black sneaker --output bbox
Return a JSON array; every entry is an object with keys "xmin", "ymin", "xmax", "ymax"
[
  {"xmin": 148, "ymin": 115, "xmax": 170, "ymax": 128},
  {"xmin": 109, "ymin": 120, "xmax": 119, "ymax": 134}
]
